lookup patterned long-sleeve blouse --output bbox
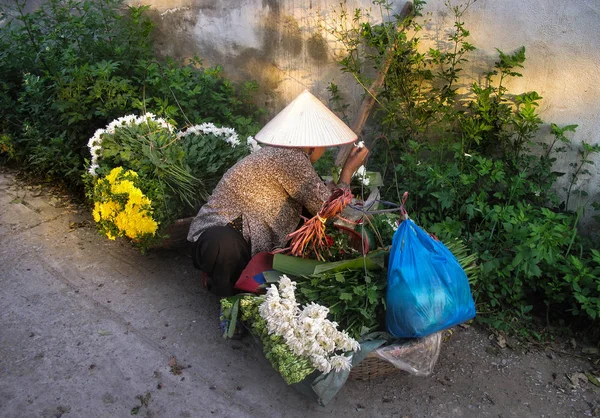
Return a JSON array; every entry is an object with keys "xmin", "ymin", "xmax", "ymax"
[{"xmin": 187, "ymin": 146, "xmax": 331, "ymax": 256}]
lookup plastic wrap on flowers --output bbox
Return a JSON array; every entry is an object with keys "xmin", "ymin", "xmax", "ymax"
[{"xmin": 369, "ymin": 332, "xmax": 442, "ymax": 376}]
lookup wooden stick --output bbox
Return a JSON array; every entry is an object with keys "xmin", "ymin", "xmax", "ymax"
[{"xmin": 335, "ymin": 1, "xmax": 415, "ymax": 167}]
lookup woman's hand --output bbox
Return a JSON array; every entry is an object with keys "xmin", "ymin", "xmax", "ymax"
[{"xmin": 338, "ymin": 143, "xmax": 369, "ymax": 185}]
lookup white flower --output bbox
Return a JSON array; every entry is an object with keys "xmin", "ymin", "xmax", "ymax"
[
  {"xmin": 308, "ymin": 339, "xmax": 328, "ymax": 357},
  {"xmin": 355, "ymin": 141, "xmax": 365, "ymax": 148},
  {"xmin": 179, "ymin": 122, "xmax": 241, "ymax": 147},
  {"xmin": 86, "ymin": 113, "xmax": 175, "ymax": 176},
  {"xmin": 316, "ymin": 335, "xmax": 336, "ymax": 353},
  {"xmin": 286, "ymin": 335, "xmax": 305, "ymax": 354},
  {"xmin": 352, "ymin": 165, "xmax": 370, "ymax": 186},
  {"xmin": 259, "ymin": 275, "xmax": 361, "ymax": 375},
  {"xmin": 301, "ymin": 302, "xmax": 329, "ymax": 320},
  {"xmin": 329, "ymin": 354, "xmax": 352, "ymax": 372},
  {"xmin": 247, "ymin": 136, "xmax": 261, "ymax": 153},
  {"xmin": 311, "ymin": 355, "xmax": 332, "ymax": 374},
  {"xmin": 386, "ymin": 218, "xmax": 399, "ymax": 232},
  {"xmin": 88, "ymin": 163, "xmax": 99, "ymax": 176}
]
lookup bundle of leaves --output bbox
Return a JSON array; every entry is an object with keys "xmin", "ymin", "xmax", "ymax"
[
  {"xmin": 178, "ymin": 123, "xmax": 259, "ymax": 192},
  {"xmin": 295, "ymin": 268, "xmax": 387, "ymax": 341}
]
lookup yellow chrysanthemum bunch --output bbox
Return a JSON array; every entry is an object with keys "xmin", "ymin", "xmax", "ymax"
[{"xmin": 92, "ymin": 167, "xmax": 158, "ymax": 242}]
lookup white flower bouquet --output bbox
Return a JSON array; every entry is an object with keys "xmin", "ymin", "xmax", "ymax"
[
  {"xmin": 220, "ymin": 275, "xmax": 360, "ymax": 385},
  {"xmin": 85, "ymin": 113, "xmax": 258, "ymax": 250}
]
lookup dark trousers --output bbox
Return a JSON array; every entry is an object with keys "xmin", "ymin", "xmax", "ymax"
[{"xmin": 191, "ymin": 225, "xmax": 251, "ymax": 296}]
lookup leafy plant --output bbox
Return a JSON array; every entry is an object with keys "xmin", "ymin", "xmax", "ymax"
[
  {"xmin": 327, "ymin": 0, "xmax": 600, "ymax": 339},
  {"xmin": 0, "ymin": 0, "xmax": 261, "ymax": 192},
  {"xmin": 295, "ymin": 268, "xmax": 387, "ymax": 340},
  {"xmin": 179, "ymin": 123, "xmax": 257, "ymax": 193}
]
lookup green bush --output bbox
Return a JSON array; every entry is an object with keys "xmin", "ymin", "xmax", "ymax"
[
  {"xmin": 327, "ymin": 0, "xmax": 600, "ymax": 339},
  {"xmin": 0, "ymin": 0, "xmax": 261, "ymax": 188}
]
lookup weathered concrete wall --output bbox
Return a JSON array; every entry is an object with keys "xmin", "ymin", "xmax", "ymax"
[
  {"xmin": 143, "ymin": 0, "xmax": 393, "ymax": 114},
  {"xmin": 130, "ymin": 0, "xmax": 600, "ymax": 224}
]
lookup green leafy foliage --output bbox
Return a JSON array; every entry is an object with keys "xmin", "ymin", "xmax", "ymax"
[
  {"xmin": 295, "ymin": 269, "xmax": 387, "ymax": 340},
  {"xmin": 328, "ymin": 0, "xmax": 600, "ymax": 339},
  {"xmin": 0, "ymin": 0, "xmax": 261, "ymax": 190},
  {"xmin": 179, "ymin": 127, "xmax": 252, "ymax": 193}
]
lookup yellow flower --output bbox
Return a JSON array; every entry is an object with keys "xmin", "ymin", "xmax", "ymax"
[
  {"xmin": 92, "ymin": 166, "xmax": 158, "ymax": 243},
  {"xmin": 92, "ymin": 203, "xmax": 101, "ymax": 222},
  {"xmin": 105, "ymin": 167, "xmax": 124, "ymax": 185},
  {"xmin": 98, "ymin": 201, "xmax": 121, "ymax": 220},
  {"xmin": 114, "ymin": 206, "xmax": 158, "ymax": 239},
  {"xmin": 127, "ymin": 187, "xmax": 146, "ymax": 206},
  {"xmin": 111, "ymin": 179, "xmax": 136, "ymax": 195}
]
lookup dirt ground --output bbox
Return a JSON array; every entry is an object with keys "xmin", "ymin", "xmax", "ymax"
[{"xmin": 1, "ymin": 168, "xmax": 599, "ymax": 418}]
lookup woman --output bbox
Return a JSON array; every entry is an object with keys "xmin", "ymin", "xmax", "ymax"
[{"xmin": 187, "ymin": 90, "xmax": 369, "ymax": 296}]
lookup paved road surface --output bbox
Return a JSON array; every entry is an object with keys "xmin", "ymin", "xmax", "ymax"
[{"xmin": 0, "ymin": 169, "xmax": 597, "ymax": 418}]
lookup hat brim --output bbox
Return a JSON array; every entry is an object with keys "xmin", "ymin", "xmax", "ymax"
[{"xmin": 255, "ymin": 90, "xmax": 357, "ymax": 147}]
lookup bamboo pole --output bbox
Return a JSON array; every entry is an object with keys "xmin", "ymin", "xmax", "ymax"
[{"xmin": 335, "ymin": 1, "xmax": 414, "ymax": 167}]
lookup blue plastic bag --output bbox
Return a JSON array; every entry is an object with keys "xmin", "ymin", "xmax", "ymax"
[{"xmin": 385, "ymin": 219, "xmax": 476, "ymax": 338}]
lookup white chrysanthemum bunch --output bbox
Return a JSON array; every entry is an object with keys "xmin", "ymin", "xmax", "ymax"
[
  {"xmin": 353, "ymin": 165, "xmax": 370, "ymax": 186},
  {"xmin": 87, "ymin": 113, "xmax": 174, "ymax": 176},
  {"xmin": 259, "ymin": 275, "xmax": 360, "ymax": 374},
  {"xmin": 178, "ymin": 122, "xmax": 240, "ymax": 146},
  {"xmin": 178, "ymin": 122, "xmax": 261, "ymax": 153}
]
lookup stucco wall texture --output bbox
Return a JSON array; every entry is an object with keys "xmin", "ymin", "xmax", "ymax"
[{"xmin": 134, "ymin": 0, "xmax": 600, "ymax": 225}]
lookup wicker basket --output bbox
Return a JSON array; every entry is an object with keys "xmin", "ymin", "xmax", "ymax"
[{"xmin": 349, "ymin": 352, "xmax": 401, "ymax": 381}]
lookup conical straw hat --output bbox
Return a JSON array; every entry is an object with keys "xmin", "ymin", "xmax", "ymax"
[{"xmin": 255, "ymin": 89, "xmax": 357, "ymax": 147}]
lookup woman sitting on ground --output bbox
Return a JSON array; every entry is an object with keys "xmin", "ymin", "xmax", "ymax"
[{"xmin": 187, "ymin": 90, "xmax": 369, "ymax": 296}]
